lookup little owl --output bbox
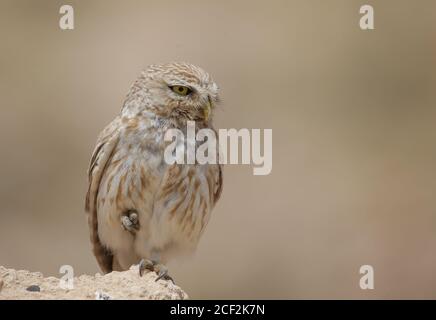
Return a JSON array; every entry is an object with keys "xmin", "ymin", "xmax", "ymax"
[{"xmin": 85, "ymin": 62, "xmax": 223, "ymax": 281}]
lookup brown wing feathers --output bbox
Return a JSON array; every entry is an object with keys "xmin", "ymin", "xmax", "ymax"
[{"xmin": 85, "ymin": 133, "xmax": 119, "ymax": 273}]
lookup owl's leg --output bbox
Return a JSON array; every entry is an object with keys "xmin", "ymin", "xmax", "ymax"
[
  {"xmin": 121, "ymin": 210, "xmax": 139, "ymax": 233},
  {"xmin": 138, "ymin": 257, "xmax": 175, "ymax": 284}
]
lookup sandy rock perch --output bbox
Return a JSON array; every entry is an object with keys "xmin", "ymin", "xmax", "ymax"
[{"xmin": 0, "ymin": 265, "xmax": 188, "ymax": 300}]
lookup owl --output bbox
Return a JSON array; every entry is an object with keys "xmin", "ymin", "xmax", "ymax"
[{"xmin": 85, "ymin": 62, "xmax": 223, "ymax": 281}]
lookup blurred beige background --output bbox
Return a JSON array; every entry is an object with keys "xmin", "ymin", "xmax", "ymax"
[{"xmin": 0, "ymin": 0, "xmax": 435, "ymax": 299}]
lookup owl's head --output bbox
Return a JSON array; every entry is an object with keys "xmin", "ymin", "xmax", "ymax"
[{"xmin": 123, "ymin": 62, "xmax": 220, "ymax": 124}]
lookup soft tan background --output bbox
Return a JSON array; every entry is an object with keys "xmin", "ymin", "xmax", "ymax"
[{"xmin": 0, "ymin": 0, "xmax": 435, "ymax": 299}]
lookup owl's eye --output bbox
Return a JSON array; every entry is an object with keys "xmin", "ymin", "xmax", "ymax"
[{"xmin": 170, "ymin": 85, "xmax": 192, "ymax": 96}]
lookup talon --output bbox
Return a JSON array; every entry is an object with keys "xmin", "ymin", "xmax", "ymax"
[
  {"xmin": 138, "ymin": 259, "xmax": 154, "ymax": 277},
  {"xmin": 155, "ymin": 264, "xmax": 175, "ymax": 284},
  {"xmin": 121, "ymin": 216, "xmax": 132, "ymax": 230},
  {"xmin": 138, "ymin": 259, "xmax": 175, "ymax": 283},
  {"xmin": 129, "ymin": 212, "xmax": 138, "ymax": 224},
  {"xmin": 121, "ymin": 210, "xmax": 139, "ymax": 233}
]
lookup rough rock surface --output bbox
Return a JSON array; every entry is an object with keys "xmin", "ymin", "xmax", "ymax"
[{"xmin": 0, "ymin": 265, "xmax": 188, "ymax": 300}]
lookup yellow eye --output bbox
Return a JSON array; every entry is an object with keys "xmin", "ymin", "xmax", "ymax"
[{"xmin": 170, "ymin": 85, "xmax": 191, "ymax": 96}]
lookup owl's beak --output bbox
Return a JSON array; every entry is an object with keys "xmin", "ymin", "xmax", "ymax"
[{"xmin": 203, "ymin": 96, "xmax": 213, "ymax": 121}]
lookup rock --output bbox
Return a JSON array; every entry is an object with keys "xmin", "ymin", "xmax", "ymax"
[
  {"xmin": 0, "ymin": 265, "xmax": 188, "ymax": 300},
  {"xmin": 95, "ymin": 290, "xmax": 112, "ymax": 300},
  {"xmin": 26, "ymin": 285, "xmax": 41, "ymax": 292}
]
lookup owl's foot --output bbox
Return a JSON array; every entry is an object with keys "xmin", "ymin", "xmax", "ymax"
[
  {"xmin": 121, "ymin": 210, "xmax": 139, "ymax": 233},
  {"xmin": 154, "ymin": 264, "xmax": 175, "ymax": 283},
  {"xmin": 138, "ymin": 259, "xmax": 154, "ymax": 276},
  {"xmin": 138, "ymin": 259, "xmax": 175, "ymax": 284}
]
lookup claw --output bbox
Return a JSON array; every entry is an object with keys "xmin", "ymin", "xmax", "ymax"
[
  {"xmin": 129, "ymin": 212, "xmax": 138, "ymax": 224},
  {"xmin": 121, "ymin": 210, "xmax": 139, "ymax": 233},
  {"xmin": 155, "ymin": 264, "xmax": 175, "ymax": 284},
  {"xmin": 137, "ymin": 259, "xmax": 175, "ymax": 283},
  {"xmin": 138, "ymin": 259, "xmax": 154, "ymax": 277}
]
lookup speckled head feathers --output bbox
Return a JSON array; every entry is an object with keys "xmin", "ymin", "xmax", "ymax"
[{"xmin": 123, "ymin": 62, "xmax": 219, "ymax": 123}]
